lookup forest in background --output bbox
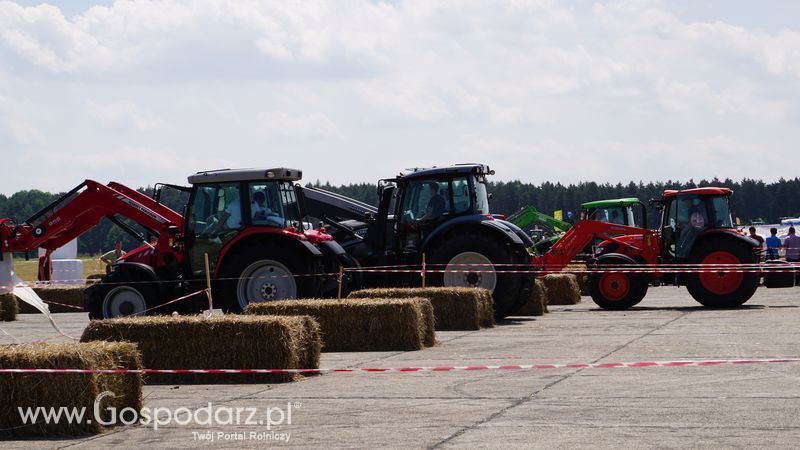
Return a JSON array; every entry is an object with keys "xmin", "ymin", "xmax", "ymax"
[{"xmin": 1, "ymin": 177, "xmax": 799, "ymax": 255}]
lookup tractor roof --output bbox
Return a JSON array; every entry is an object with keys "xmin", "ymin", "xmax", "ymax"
[
  {"xmin": 188, "ymin": 168, "xmax": 302, "ymax": 184},
  {"xmin": 662, "ymin": 187, "xmax": 732, "ymax": 198},
  {"xmin": 392, "ymin": 163, "xmax": 494, "ymax": 181},
  {"xmin": 581, "ymin": 197, "xmax": 641, "ymax": 209}
]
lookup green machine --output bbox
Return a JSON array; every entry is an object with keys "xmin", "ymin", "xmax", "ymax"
[
  {"xmin": 509, "ymin": 198, "xmax": 646, "ymax": 255},
  {"xmin": 579, "ymin": 197, "xmax": 644, "ymax": 227}
]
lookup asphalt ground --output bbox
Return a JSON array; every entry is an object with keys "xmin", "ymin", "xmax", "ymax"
[{"xmin": 2, "ymin": 286, "xmax": 800, "ymax": 448}]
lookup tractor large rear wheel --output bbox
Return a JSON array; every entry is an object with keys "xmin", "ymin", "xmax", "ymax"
[
  {"xmin": 588, "ymin": 258, "xmax": 648, "ymax": 310},
  {"xmin": 429, "ymin": 233, "xmax": 529, "ymax": 319},
  {"xmin": 218, "ymin": 242, "xmax": 316, "ymax": 313},
  {"xmin": 685, "ymin": 237, "xmax": 759, "ymax": 308}
]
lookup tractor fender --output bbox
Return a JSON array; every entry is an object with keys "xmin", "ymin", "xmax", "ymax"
[
  {"xmin": 495, "ymin": 219, "xmax": 535, "ymax": 247},
  {"xmin": 591, "ymin": 253, "xmax": 650, "ymax": 280},
  {"xmin": 89, "ymin": 262, "xmax": 167, "ymax": 298},
  {"xmin": 696, "ymin": 229, "xmax": 759, "ymax": 249},
  {"xmin": 593, "ymin": 253, "xmax": 639, "ymax": 265},
  {"xmin": 215, "ymin": 233, "xmax": 323, "ymax": 279},
  {"xmin": 421, "ymin": 215, "xmax": 524, "ymax": 253}
]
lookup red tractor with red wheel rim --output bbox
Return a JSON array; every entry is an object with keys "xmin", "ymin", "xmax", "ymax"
[{"xmin": 533, "ymin": 187, "xmax": 792, "ymax": 309}]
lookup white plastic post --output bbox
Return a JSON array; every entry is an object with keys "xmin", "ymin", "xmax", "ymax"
[{"xmin": 0, "ymin": 253, "xmax": 13, "ymax": 295}]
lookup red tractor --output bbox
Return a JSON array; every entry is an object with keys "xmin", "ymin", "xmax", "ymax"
[
  {"xmin": 533, "ymin": 187, "xmax": 793, "ymax": 309},
  {"xmin": 0, "ymin": 168, "xmax": 353, "ymax": 319}
]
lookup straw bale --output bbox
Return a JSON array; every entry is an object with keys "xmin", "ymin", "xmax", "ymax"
[
  {"xmin": 80, "ymin": 315, "xmax": 320, "ymax": 384},
  {"xmin": 15, "ymin": 288, "xmax": 86, "ymax": 314},
  {"xmin": 0, "ymin": 342, "xmax": 142, "ymax": 436},
  {"xmin": 515, "ymin": 279, "xmax": 549, "ymax": 316},
  {"xmin": 542, "ymin": 274, "xmax": 582, "ymax": 305},
  {"xmin": 0, "ymin": 293, "xmax": 18, "ymax": 321},
  {"xmin": 349, "ymin": 287, "xmax": 495, "ymax": 330},
  {"xmin": 247, "ymin": 298, "xmax": 430, "ymax": 351}
]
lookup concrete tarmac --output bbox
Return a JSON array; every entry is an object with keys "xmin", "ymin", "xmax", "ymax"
[{"xmin": 2, "ymin": 287, "xmax": 800, "ymax": 448}]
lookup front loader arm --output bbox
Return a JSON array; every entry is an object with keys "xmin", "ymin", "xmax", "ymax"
[
  {"xmin": 532, "ymin": 220, "xmax": 654, "ymax": 273},
  {"xmin": 0, "ymin": 180, "xmax": 181, "ymax": 254}
]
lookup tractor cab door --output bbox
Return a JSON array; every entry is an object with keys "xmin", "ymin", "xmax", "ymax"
[
  {"xmin": 397, "ymin": 179, "xmax": 450, "ymax": 253},
  {"xmin": 395, "ymin": 176, "xmax": 477, "ymax": 254},
  {"xmin": 185, "ymin": 183, "xmax": 245, "ymax": 276},
  {"xmin": 663, "ymin": 195, "xmax": 710, "ymax": 260}
]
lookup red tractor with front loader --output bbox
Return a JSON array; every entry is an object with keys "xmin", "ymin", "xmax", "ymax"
[
  {"xmin": 0, "ymin": 168, "xmax": 353, "ymax": 319},
  {"xmin": 533, "ymin": 187, "xmax": 795, "ymax": 309}
]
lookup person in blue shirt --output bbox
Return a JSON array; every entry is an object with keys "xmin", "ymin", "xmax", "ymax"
[{"xmin": 765, "ymin": 227, "xmax": 781, "ymax": 260}]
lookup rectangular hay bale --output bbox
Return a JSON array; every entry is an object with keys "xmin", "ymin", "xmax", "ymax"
[
  {"xmin": 0, "ymin": 293, "xmax": 19, "ymax": 321},
  {"xmin": 514, "ymin": 278, "xmax": 548, "ymax": 316},
  {"xmin": 19, "ymin": 287, "xmax": 86, "ymax": 313},
  {"xmin": 247, "ymin": 298, "xmax": 430, "ymax": 351},
  {"xmin": 349, "ymin": 287, "xmax": 495, "ymax": 330},
  {"xmin": 542, "ymin": 274, "xmax": 582, "ymax": 305},
  {"xmin": 80, "ymin": 315, "xmax": 320, "ymax": 384},
  {"xmin": 0, "ymin": 342, "xmax": 142, "ymax": 436}
]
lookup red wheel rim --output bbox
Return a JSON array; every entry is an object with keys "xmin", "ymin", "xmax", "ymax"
[
  {"xmin": 698, "ymin": 251, "xmax": 743, "ymax": 295},
  {"xmin": 599, "ymin": 272, "xmax": 631, "ymax": 301}
]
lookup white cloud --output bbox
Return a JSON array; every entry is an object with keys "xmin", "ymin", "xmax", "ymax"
[
  {"xmin": 0, "ymin": 0, "xmax": 799, "ymax": 195},
  {"xmin": 85, "ymin": 100, "xmax": 162, "ymax": 130}
]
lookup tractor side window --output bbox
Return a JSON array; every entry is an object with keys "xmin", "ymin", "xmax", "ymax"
[
  {"xmin": 474, "ymin": 178, "xmax": 490, "ymax": 215},
  {"xmin": 451, "ymin": 178, "xmax": 472, "ymax": 214},
  {"xmin": 400, "ymin": 180, "xmax": 449, "ymax": 224},
  {"xmin": 710, "ymin": 196, "xmax": 733, "ymax": 228},
  {"xmin": 248, "ymin": 183, "xmax": 283, "ymax": 228},
  {"xmin": 278, "ymin": 182, "xmax": 302, "ymax": 225}
]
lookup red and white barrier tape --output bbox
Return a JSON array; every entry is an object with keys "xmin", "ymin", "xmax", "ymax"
[{"xmin": 1, "ymin": 358, "xmax": 798, "ymax": 375}]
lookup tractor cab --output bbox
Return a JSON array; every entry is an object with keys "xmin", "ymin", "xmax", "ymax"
[
  {"xmin": 185, "ymin": 168, "xmax": 305, "ymax": 275},
  {"xmin": 580, "ymin": 198, "xmax": 645, "ymax": 228},
  {"xmin": 377, "ymin": 164, "xmax": 493, "ymax": 256},
  {"xmin": 655, "ymin": 187, "xmax": 736, "ymax": 260}
]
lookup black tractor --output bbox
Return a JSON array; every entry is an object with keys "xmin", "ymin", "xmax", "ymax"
[{"xmin": 301, "ymin": 164, "xmax": 533, "ymax": 318}]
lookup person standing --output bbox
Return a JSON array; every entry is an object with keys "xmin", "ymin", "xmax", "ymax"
[
  {"xmin": 748, "ymin": 226, "xmax": 764, "ymax": 260},
  {"xmin": 784, "ymin": 227, "xmax": 800, "ymax": 262},
  {"xmin": 100, "ymin": 240, "xmax": 126, "ymax": 274},
  {"xmin": 765, "ymin": 228, "xmax": 782, "ymax": 260}
]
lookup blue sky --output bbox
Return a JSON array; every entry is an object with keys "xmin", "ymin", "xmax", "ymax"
[{"xmin": 1, "ymin": 0, "xmax": 799, "ymax": 195}]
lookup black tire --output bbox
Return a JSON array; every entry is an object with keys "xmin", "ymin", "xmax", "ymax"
[
  {"xmin": 217, "ymin": 241, "xmax": 316, "ymax": 313},
  {"xmin": 429, "ymin": 232, "xmax": 529, "ymax": 319},
  {"xmin": 587, "ymin": 258, "xmax": 648, "ymax": 310},
  {"xmin": 685, "ymin": 237, "xmax": 759, "ymax": 308},
  {"xmin": 85, "ymin": 271, "xmax": 161, "ymax": 319}
]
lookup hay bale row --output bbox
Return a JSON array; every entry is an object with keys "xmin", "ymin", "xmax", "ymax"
[
  {"xmin": 0, "ymin": 342, "xmax": 142, "ymax": 436},
  {"xmin": 247, "ymin": 298, "xmax": 434, "ymax": 351},
  {"xmin": 18, "ymin": 287, "xmax": 86, "ymax": 313},
  {"xmin": 542, "ymin": 274, "xmax": 582, "ymax": 305},
  {"xmin": 0, "ymin": 293, "xmax": 19, "ymax": 321},
  {"xmin": 515, "ymin": 279, "xmax": 548, "ymax": 316},
  {"xmin": 349, "ymin": 287, "xmax": 495, "ymax": 330},
  {"xmin": 81, "ymin": 315, "xmax": 321, "ymax": 384}
]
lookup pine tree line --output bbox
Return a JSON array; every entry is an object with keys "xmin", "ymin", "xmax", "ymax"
[{"xmin": 1, "ymin": 177, "xmax": 798, "ymax": 254}]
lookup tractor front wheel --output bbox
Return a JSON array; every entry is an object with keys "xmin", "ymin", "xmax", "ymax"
[
  {"xmin": 685, "ymin": 238, "xmax": 759, "ymax": 308},
  {"xmin": 85, "ymin": 271, "xmax": 160, "ymax": 319},
  {"xmin": 588, "ymin": 258, "xmax": 648, "ymax": 310}
]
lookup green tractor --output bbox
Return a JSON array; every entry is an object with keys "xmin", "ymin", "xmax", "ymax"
[
  {"xmin": 509, "ymin": 197, "xmax": 647, "ymax": 255},
  {"xmin": 580, "ymin": 198, "xmax": 646, "ymax": 228}
]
